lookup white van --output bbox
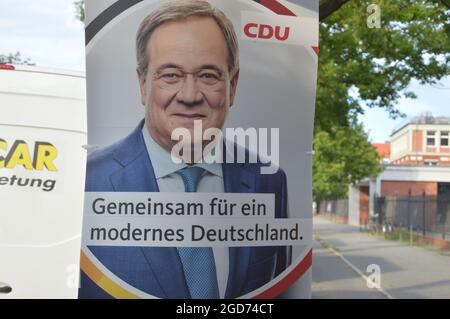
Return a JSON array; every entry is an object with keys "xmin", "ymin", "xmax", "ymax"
[{"xmin": 0, "ymin": 64, "xmax": 86, "ymax": 298}]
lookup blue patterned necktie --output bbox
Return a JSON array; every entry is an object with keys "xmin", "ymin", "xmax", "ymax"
[{"xmin": 176, "ymin": 166, "xmax": 220, "ymax": 299}]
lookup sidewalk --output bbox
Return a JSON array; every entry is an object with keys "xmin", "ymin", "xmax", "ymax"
[
  {"xmin": 312, "ymin": 240, "xmax": 387, "ymax": 299},
  {"xmin": 312, "ymin": 216, "xmax": 450, "ymax": 299}
]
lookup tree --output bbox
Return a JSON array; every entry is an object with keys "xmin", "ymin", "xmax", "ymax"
[
  {"xmin": 316, "ymin": 0, "xmax": 449, "ymax": 131},
  {"xmin": 0, "ymin": 52, "xmax": 34, "ymax": 65},
  {"xmin": 319, "ymin": 0, "xmax": 351, "ymax": 21},
  {"xmin": 320, "ymin": 0, "xmax": 450, "ymax": 21},
  {"xmin": 313, "ymin": 0, "xmax": 449, "ymax": 199},
  {"xmin": 313, "ymin": 124, "xmax": 382, "ymax": 201},
  {"xmin": 74, "ymin": 0, "xmax": 85, "ymax": 23}
]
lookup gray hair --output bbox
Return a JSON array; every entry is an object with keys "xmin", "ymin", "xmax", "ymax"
[{"xmin": 136, "ymin": 0, "xmax": 239, "ymax": 76}]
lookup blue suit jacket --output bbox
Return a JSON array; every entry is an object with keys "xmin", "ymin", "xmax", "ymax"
[{"xmin": 79, "ymin": 121, "xmax": 290, "ymax": 299}]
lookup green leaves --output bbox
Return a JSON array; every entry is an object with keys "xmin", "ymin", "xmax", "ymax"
[
  {"xmin": 0, "ymin": 52, "xmax": 34, "ymax": 65},
  {"xmin": 317, "ymin": 0, "xmax": 449, "ymax": 127},
  {"xmin": 313, "ymin": 0, "xmax": 449, "ymax": 200},
  {"xmin": 74, "ymin": 0, "xmax": 85, "ymax": 23},
  {"xmin": 313, "ymin": 124, "xmax": 382, "ymax": 201}
]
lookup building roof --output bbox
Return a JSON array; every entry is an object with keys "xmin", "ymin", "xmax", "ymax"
[
  {"xmin": 391, "ymin": 113, "xmax": 450, "ymax": 136},
  {"xmin": 373, "ymin": 143, "xmax": 390, "ymax": 158}
]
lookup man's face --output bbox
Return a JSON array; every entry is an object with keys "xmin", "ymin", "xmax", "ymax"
[{"xmin": 138, "ymin": 16, "xmax": 239, "ymax": 152}]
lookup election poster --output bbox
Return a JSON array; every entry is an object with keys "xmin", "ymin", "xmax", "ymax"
[{"xmin": 81, "ymin": 0, "xmax": 318, "ymax": 299}]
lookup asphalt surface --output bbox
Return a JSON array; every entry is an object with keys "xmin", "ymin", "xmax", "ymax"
[{"xmin": 312, "ymin": 216, "xmax": 450, "ymax": 299}]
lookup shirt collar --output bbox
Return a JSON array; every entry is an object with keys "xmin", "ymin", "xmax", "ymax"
[{"xmin": 141, "ymin": 125, "xmax": 223, "ymax": 179}]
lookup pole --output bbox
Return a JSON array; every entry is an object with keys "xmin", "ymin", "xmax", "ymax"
[
  {"xmin": 407, "ymin": 189, "xmax": 412, "ymax": 245},
  {"xmin": 422, "ymin": 191, "xmax": 426, "ymax": 237}
]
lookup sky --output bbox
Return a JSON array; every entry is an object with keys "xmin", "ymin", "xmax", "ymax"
[
  {"xmin": 0, "ymin": 0, "xmax": 85, "ymax": 70},
  {"xmin": 1, "ymin": 0, "xmax": 448, "ymax": 143},
  {"xmin": 362, "ymin": 77, "xmax": 450, "ymax": 143}
]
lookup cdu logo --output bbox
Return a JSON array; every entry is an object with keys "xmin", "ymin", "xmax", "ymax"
[
  {"xmin": 243, "ymin": 23, "xmax": 290, "ymax": 41},
  {"xmin": 240, "ymin": 12, "xmax": 316, "ymax": 47}
]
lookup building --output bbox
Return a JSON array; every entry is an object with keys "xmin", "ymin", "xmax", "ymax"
[
  {"xmin": 349, "ymin": 113, "xmax": 450, "ymax": 229},
  {"xmin": 373, "ymin": 142, "xmax": 390, "ymax": 164},
  {"xmin": 390, "ymin": 113, "xmax": 450, "ymax": 166}
]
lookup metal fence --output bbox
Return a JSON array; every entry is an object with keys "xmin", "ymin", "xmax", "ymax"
[
  {"xmin": 317, "ymin": 199, "xmax": 349, "ymax": 222},
  {"xmin": 374, "ymin": 195, "xmax": 450, "ymax": 240}
]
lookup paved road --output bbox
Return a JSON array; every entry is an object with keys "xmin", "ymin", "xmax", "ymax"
[{"xmin": 312, "ymin": 216, "xmax": 450, "ymax": 299}]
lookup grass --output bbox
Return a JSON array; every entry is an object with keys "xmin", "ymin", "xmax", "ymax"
[
  {"xmin": 315, "ymin": 214, "xmax": 450, "ymax": 256},
  {"xmin": 314, "ymin": 213, "xmax": 347, "ymax": 224},
  {"xmin": 368, "ymin": 227, "xmax": 450, "ymax": 255}
]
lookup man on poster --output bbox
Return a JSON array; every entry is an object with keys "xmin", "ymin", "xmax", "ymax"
[{"xmin": 80, "ymin": 0, "xmax": 290, "ymax": 299}]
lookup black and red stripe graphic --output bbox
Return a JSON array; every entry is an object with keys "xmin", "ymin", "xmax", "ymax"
[
  {"xmin": 252, "ymin": 0, "xmax": 297, "ymax": 16},
  {"xmin": 87, "ymin": 0, "xmax": 301, "ymax": 44}
]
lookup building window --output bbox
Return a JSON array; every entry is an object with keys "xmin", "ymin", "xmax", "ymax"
[
  {"xmin": 441, "ymin": 131, "xmax": 449, "ymax": 147},
  {"xmin": 427, "ymin": 131, "xmax": 436, "ymax": 146},
  {"xmin": 424, "ymin": 160, "xmax": 438, "ymax": 166}
]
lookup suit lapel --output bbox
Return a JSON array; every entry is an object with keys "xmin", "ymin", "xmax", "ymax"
[
  {"xmin": 139, "ymin": 247, "xmax": 191, "ymax": 298},
  {"xmin": 108, "ymin": 121, "xmax": 190, "ymax": 298},
  {"xmin": 109, "ymin": 121, "xmax": 159, "ymax": 192},
  {"xmin": 223, "ymin": 161, "xmax": 255, "ymax": 298}
]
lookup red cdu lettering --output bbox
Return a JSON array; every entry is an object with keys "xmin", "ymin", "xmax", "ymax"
[
  {"xmin": 274, "ymin": 26, "xmax": 290, "ymax": 41},
  {"xmin": 258, "ymin": 24, "xmax": 273, "ymax": 39},
  {"xmin": 243, "ymin": 23, "xmax": 290, "ymax": 41},
  {"xmin": 244, "ymin": 23, "xmax": 258, "ymax": 38}
]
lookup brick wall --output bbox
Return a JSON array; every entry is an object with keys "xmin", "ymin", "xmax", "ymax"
[
  {"xmin": 359, "ymin": 186, "xmax": 370, "ymax": 225},
  {"xmin": 381, "ymin": 181, "xmax": 438, "ymax": 196},
  {"xmin": 412, "ymin": 130, "xmax": 423, "ymax": 152},
  {"xmin": 391, "ymin": 155, "xmax": 450, "ymax": 166}
]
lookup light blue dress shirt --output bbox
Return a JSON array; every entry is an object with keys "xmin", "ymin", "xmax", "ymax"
[{"xmin": 141, "ymin": 126, "xmax": 229, "ymax": 298}]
